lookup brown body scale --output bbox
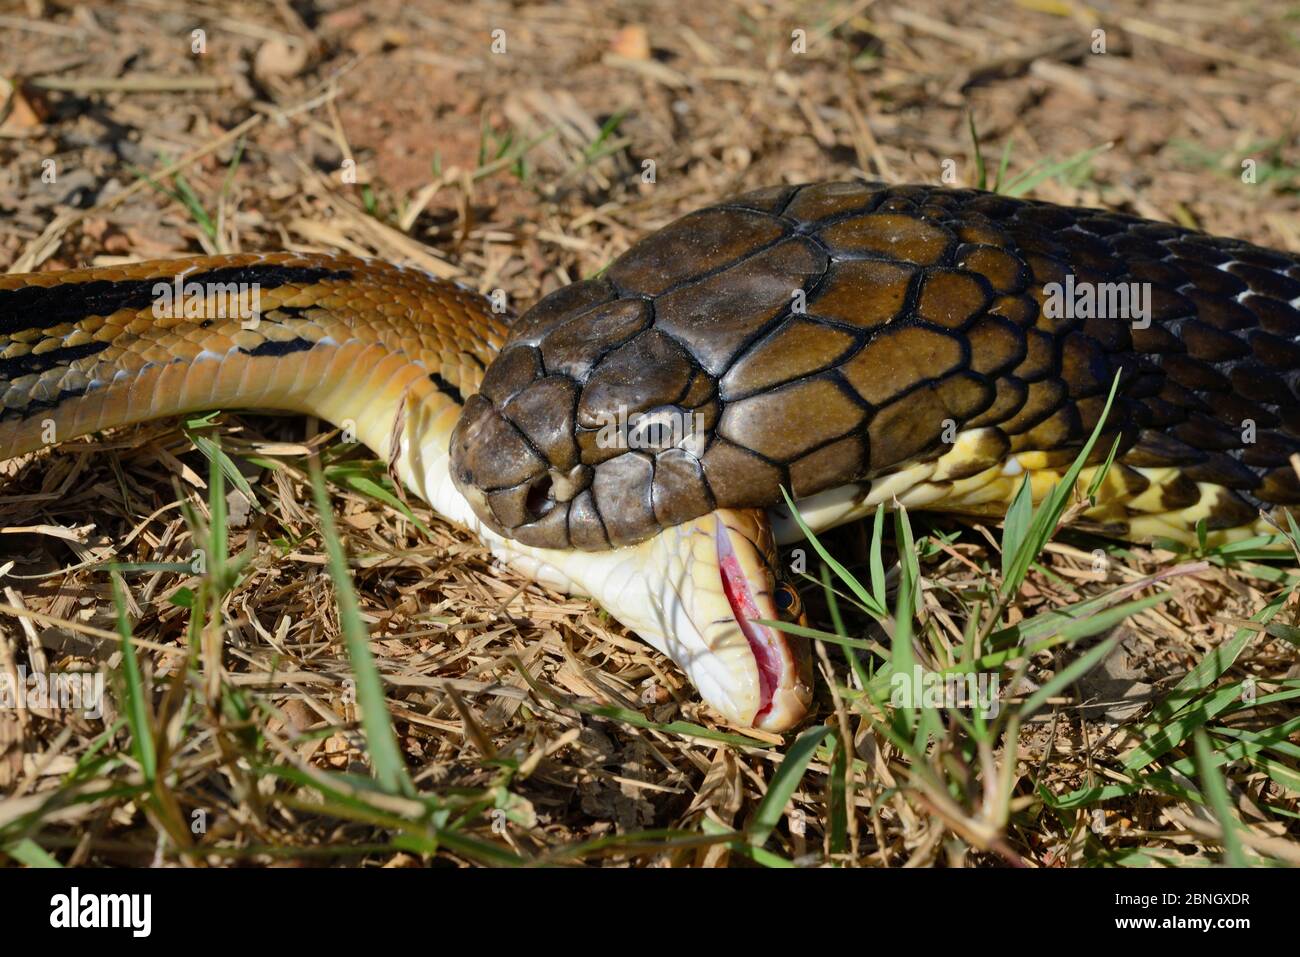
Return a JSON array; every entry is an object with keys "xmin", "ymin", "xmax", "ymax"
[{"xmin": 450, "ymin": 181, "xmax": 1300, "ymax": 549}]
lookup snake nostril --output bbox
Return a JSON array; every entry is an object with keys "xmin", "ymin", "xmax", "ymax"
[{"xmin": 524, "ymin": 475, "xmax": 555, "ymax": 520}]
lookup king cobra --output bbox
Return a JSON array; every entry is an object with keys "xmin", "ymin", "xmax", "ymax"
[{"xmin": 5, "ymin": 182, "xmax": 1300, "ymax": 732}]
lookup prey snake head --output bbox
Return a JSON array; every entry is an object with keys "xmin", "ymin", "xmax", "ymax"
[
  {"xmin": 472, "ymin": 502, "xmax": 814, "ymax": 730},
  {"xmin": 653, "ymin": 508, "xmax": 813, "ymax": 730}
]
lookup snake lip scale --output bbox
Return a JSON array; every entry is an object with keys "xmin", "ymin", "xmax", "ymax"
[{"xmin": 4, "ymin": 180, "xmax": 1299, "ymax": 733}]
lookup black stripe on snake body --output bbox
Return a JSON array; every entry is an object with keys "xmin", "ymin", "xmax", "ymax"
[
  {"xmin": 428, "ymin": 372, "xmax": 464, "ymax": 402},
  {"xmin": 244, "ymin": 338, "xmax": 317, "ymax": 358},
  {"xmin": 0, "ymin": 386, "xmax": 90, "ymax": 424},
  {"xmin": 0, "ymin": 265, "xmax": 354, "ymax": 335},
  {"xmin": 0, "ymin": 339, "xmax": 110, "ymax": 380}
]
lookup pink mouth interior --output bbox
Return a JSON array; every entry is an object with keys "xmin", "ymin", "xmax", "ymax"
[{"xmin": 717, "ymin": 534, "xmax": 780, "ymax": 723}]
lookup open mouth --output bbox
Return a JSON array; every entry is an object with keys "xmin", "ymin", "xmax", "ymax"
[{"xmin": 715, "ymin": 519, "xmax": 783, "ymax": 724}]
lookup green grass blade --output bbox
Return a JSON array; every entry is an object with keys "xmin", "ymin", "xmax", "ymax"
[
  {"xmin": 307, "ymin": 457, "xmax": 416, "ymax": 798},
  {"xmin": 1002, "ymin": 142, "xmax": 1113, "ymax": 197},
  {"xmin": 109, "ymin": 573, "xmax": 156, "ymax": 782},
  {"xmin": 1194, "ymin": 729, "xmax": 1247, "ymax": 866},
  {"xmin": 325, "ymin": 463, "xmax": 433, "ymax": 536},
  {"xmin": 1019, "ymin": 635, "xmax": 1118, "ymax": 718},
  {"xmin": 2, "ymin": 838, "xmax": 62, "ymax": 867},
  {"xmin": 1000, "ymin": 475, "xmax": 1033, "ymax": 581},
  {"xmin": 189, "ymin": 431, "xmax": 260, "ymax": 513},
  {"xmin": 1129, "ymin": 597, "xmax": 1281, "ymax": 754},
  {"xmin": 748, "ymin": 725, "xmax": 834, "ymax": 847},
  {"xmin": 828, "ymin": 733, "xmax": 848, "ymax": 856},
  {"xmin": 753, "ymin": 618, "xmax": 874, "ymax": 651},
  {"xmin": 869, "ymin": 504, "xmax": 888, "ymax": 611},
  {"xmin": 1124, "ymin": 683, "xmax": 1251, "ymax": 772},
  {"xmin": 993, "ymin": 138, "xmax": 1014, "ymax": 193},
  {"xmin": 780, "ymin": 487, "xmax": 887, "ymax": 620},
  {"xmin": 1001, "ymin": 371, "xmax": 1122, "ymax": 598},
  {"xmin": 1085, "ymin": 434, "xmax": 1122, "ymax": 501}
]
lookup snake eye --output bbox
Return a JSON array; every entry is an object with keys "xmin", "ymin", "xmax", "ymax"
[{"xmin": 774, "ymin": 582, "xmax": 802, "ymax": 619}]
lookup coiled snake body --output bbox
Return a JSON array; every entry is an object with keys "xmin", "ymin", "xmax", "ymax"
[{"xmin": 4, "ymin": 182, "xmax": 1299, "ymax": 731}]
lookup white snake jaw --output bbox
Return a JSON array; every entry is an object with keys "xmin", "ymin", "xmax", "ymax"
[
  {"xmin": 708, "ymin": 511, "xmax": 814, "ymax": 730},
  {"xmin": 406, "ymin": 434, "xmax": 813, "ymax": 730}
]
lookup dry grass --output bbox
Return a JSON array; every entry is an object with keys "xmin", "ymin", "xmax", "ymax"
[{"xmin": 1, "ymin": 0, "xmax": 1298, "ymax": 866}]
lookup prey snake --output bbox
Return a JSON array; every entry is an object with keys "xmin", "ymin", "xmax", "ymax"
[{"xmin": 4, "ymin": 181, "xmax": 1299, "ymax": 732}]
